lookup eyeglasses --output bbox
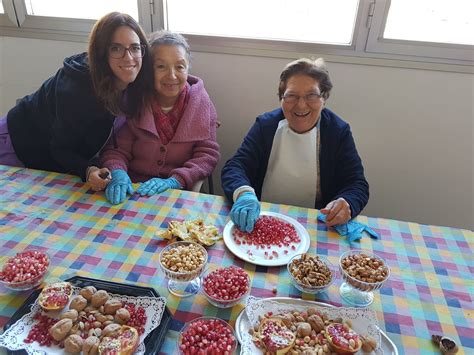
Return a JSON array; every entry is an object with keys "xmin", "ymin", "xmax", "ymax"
[
  {"xmin": 108, "ymin": 44, "xmax": 146, "ymax": 59},
  {"xmin": 282, "ymin": 92, "xmax": 323, "ymax": 105}
]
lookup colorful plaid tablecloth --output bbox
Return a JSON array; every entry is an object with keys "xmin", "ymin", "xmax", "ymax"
[{"xmin": 0, "ymin": 166, "xmax": 472, "ymax": 355}]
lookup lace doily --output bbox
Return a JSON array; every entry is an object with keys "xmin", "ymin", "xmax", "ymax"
[
  {"xmin": 0, "ymin": 286, "xmax": 167, "ymax": 355},
  {"xmin": 240, "ymin": 296, "xmax": 381, "ymax": 354}
]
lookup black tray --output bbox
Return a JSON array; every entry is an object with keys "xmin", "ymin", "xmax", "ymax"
[{"xmin": 3, "ymin": 275, "xmax": 172, "ymax": 355}]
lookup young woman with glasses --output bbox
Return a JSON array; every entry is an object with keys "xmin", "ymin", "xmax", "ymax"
[
  {"xmin": 221, "ymin": 58, "xmax": 369, "ymax": 232},
  {"xmin": 0, "ymin": 12, "xmax": 153, "ymax": 191}
]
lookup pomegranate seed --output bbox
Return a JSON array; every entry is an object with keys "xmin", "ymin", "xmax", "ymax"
[
  {"xmin": 24, "ymin": 313, "xmax": 58, "ymax": 347},
  {"xmin": 232, "ymin": 216, "xmax": 300, "ymax": 252},
  {"xmin": 203, "ymin": 266, "xmax": 250, "ymax": 303},
  {"xmin": 124, "ymin": 303, "xmax": 147, "ymax": 335},
  {"xmin": 0, "ymin": 250, "xmax": 49, "ymax": 287},
  {"xmin": 179, "ymin": 318, "xmax": 235, "ymax": 355}
]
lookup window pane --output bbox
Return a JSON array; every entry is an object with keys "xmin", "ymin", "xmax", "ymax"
[
  {"xmin": 384, "ymin": 0, "xmax": 474, "ymax": 45},
  {"xmin": 25, "ymin": 0, "xmax": 138, "ymax": 21},
  {"xmin": 0, "ymin": 3, "xmax": 4, "ymax": 14},
  {"xmin": 167, "ymin": 0, "xmax": 359, "ymax": 45}
]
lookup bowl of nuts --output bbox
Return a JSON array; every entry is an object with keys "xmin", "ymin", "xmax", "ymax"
[
  {"xmin": 202, "ymin": 266, "xmax": 250, "ymax": 308},
  {"xmin": 0, "ymin": 249, "xmax": 50, "ymax": 291},
  {"xmin": 159, "ymin": 241, "xmax": 208, "ymax": 298},
  {"xmin": 339, "ymin": 250, "xmax": 390, "ymax": 307},
  {"xmin": 178, "ymin": 316, "xmax": 237, "ymax": 354},
  {"xmin": 287, "ymin": 253, "xmax": 336, "ymax": 294}
]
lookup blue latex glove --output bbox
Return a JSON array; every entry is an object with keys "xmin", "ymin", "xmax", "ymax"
[
  {"xmin": 318, "ymin": 214, "xmax": 380, "ymax": 243},
  {"xmin": 230, "ymin": 191, "xmax": 261, "ymax": 233},
  {"xmin": 136, "ymin": 177, "xmax": 181, "ymax": 196},
  {"xmin": 105, "ymin": 169, "xmax": 134, "ymax": 205}
]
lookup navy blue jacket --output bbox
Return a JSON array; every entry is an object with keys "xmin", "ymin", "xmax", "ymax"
[
  {"xmin": 7, "ymin": 53, "xmax": 115, "ymax": 180},
  {"xmin": 221, "ymin": 108, "xmax": 369, "ymax": 218}
]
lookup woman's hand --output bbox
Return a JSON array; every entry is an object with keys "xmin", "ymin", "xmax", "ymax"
[
  {"xmin": 230, "ymin": 191, "xmax": 261, "ymax": 233},
  {"xmin": 86, "ymin": 166, "xmax": 111, "ymax": 192},
  {"xmin": 105, "ymin": 169, "xmax": 134, "ymax": 204},
  {"xmin": 136, "ymin": 177, "xmax": 181, "ymax": 196},
  {"xmin": 320, "ymin": 198, "xmax": 351, "ymax": 227}
]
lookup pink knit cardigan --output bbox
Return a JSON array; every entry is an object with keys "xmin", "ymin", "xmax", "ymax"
[{"xmin": 100, "ymin": 75, "xmax": 220, "ymax": 190}]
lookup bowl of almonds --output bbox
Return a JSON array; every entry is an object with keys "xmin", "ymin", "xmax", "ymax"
[
  {"xmin": 159, "ymin": 241, "xmax": 208, "ymax": 297},
  {"xmin": 338, "ymin": 250, "xmax": 390, "ymax": 306},
  {"xmin": 287, "ymin": 253, "xmax": 336, "ymax": 294}
]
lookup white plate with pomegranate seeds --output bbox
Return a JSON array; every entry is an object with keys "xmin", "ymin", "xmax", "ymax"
[
  {"xmin": 223, "ymin": 211, "xmax": 310, "ymax": 266},
  {"xmin": 235, "ymin": 297, "xmax": 398, "ymax": 355}
]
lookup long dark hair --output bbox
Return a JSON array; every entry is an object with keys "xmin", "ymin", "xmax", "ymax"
[{"xmin": 88, "ymin": 12, "xmax": 153, "ymax": 117}]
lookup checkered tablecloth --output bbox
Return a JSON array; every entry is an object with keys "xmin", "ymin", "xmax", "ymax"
[{"xmin": 0, "ymin": 166, "xmax": 472, "ymax": 355}]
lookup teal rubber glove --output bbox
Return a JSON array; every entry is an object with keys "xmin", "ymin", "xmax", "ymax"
[
  {"xmin": 105, "ymin": 169, "xmax": 134, "ymax": 205},
  {"xmin": 318, "ymin": 214, "xmax": 380, "ymax": 243},
  {"xmin": 230, "ymin": 191, "xmax": 261, "ymax": 233},
  {"xmin": 136, "ymin": 177, "xmax": 181, "ymax": 196}
]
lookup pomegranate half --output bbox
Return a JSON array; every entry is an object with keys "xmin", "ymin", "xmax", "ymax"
[
  {"xmin": 38, "ymin": 281, "xmax": 72, "ymax": 311},
  {"xmin": 324, "ymin": 322, "xmax": 362, "ymax": 354}
]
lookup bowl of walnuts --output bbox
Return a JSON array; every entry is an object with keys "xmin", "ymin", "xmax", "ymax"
[
  {"xmin": 338, "ymin": 249, "xmax": 390, "ymax": 306},
  {"xmin": 287, "ymin": 253, "xmax": 336, "ymax": 294}
]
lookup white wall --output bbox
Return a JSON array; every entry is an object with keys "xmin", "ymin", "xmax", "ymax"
[{"xmin": 1, "ymin": 37, "xmax": 473, "ymax": 230}]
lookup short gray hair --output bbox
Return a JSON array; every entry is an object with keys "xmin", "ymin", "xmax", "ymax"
[
  {"xmin": 148, "ymin": 30, "xmax": 191, "ymax": 64},
  {"xmin": 278, "ymin": 58, "xmax": 332, "ymax": 100}
]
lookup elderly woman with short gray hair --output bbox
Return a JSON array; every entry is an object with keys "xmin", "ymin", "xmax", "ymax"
[{"xmin": 221, "ymin": 58, "xmax": 369, "ymax": 232}]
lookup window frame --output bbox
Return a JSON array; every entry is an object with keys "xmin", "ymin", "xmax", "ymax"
[
  {"xmin": 0, "ymin": 0, "xmax": 472, "ymax": 73},
  {"xmin": 365, "ymin": 0, "xmax": 474, "ymax": 63},
  {"xmin": 0, "ymin": 0, "xmax": 17, "ymax": 27}
]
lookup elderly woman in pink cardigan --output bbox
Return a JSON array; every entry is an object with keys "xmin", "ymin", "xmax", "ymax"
[{"xmin": 100, "ymin": 30, "xmax": 220, "ymax": 204}]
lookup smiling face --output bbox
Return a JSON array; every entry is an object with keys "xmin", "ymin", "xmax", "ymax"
[
  {"xmin": 281, "ymin": 74, "xmax": 325, "ymax": 134},
  {"xmin": 153, "ymin": 44, "xmax": 189, "ymax": 107},
  {"xmin": 108, "ymin": 26, "xmax": 142, "ymax": 90}
]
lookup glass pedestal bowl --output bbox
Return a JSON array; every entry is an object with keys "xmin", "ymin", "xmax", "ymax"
[
  {"xmin": 159, "ymin": 241, "xmax": 208, "ymax": 298},
  {"xmin": 339, "ymin": 250, "xmax": 390, "ymax": 307}
]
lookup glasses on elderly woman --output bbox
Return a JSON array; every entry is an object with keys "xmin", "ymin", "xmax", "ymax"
[
  {"xmin": 108, "ymin": 44, "xmax": 146, "ymax": 59},
  {"xmin": 282, "ymin": 92, "xmax": 323, "ymax": 105}
]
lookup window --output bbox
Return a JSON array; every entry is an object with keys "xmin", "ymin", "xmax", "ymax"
[
  {"xmin": 383, "ymin": 0, "xmax": 473, "ymax": 45},
  {"xmin": 366, "ymin": 0, "xmax": 473, "ymax": 62},
  {"xmin": 0, "ymin": 3, "xmax": 4, "ymax": 13},
  {"xmin": 167, "ymin": 0, "xmax": 359, "ymax": 45},
  {"xmin": 25, "ymin": 0, "xmax": 139, "ymax": 21},
  {"xmin": 0, "ymin": 0, "xmax": 151, "ymax": 40}
]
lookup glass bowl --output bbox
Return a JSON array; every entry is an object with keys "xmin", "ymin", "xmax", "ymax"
[
  {"xmin": 287, "ymin": 253, "xmax": 336, "ymax": 294},
  {"xmin": 202, "ymin": 266, "xmax": 250, "ymax": 308},
  {"xmin": 0, "ymin": 249, "xmax": 50, "ymax": 291},
  {"xmin": 177, "ymin": 316, "xmax": 237, "ymax": 355},
  {"xmin": 339, "ymin": 249, "xmax": 390, "ymax": 307},
  {"xmin": 159, "ymin": 241, "xmax": 208, "ymax": 297}
]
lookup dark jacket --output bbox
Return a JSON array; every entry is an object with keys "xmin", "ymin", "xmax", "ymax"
[
  {"xmin": 7, "ymin": 52, "xmax": 115, "ymax": 180},
  {"xmin": 221, "ymin": 107, "xmax": 369, "ymax": 218}
]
